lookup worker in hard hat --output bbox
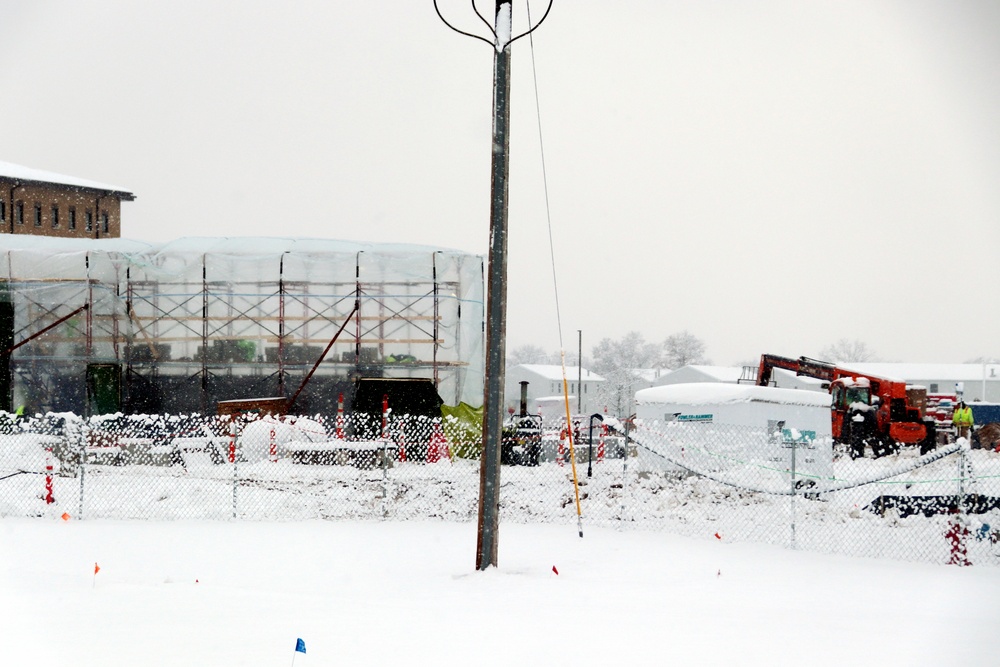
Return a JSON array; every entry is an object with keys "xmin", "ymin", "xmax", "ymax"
[{"xmin": 952, "ymin": 400, "xmax": 974, "ymax": 441}]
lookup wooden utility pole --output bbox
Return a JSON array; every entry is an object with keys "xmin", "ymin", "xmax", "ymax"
[{"xmin": 476, "ymin": 0, "xmax": 513, "ymax": 571}]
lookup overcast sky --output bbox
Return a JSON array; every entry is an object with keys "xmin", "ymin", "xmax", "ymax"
[{"xmin": 2, "ymin": 1, "xmax": 998, "ymax": 366}]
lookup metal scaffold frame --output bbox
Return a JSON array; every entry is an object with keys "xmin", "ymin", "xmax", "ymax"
[{"xmin": 0, "ymin": 238, "xmax": 484, "ymax": 416}]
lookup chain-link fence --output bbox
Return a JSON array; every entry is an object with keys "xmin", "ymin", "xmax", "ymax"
[{"xmin": 1, "ymin": 411, "xmax": 997, "ymax": 566}]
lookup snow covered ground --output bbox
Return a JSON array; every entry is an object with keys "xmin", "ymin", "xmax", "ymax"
[{"xmin": 2, "ymin": 519, "xmax": 998, "ymax": 666}]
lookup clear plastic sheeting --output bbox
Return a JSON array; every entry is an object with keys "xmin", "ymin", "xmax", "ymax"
[{"xmin": 0, "ymin": 236, "xmax": 484, "ymax": 415}]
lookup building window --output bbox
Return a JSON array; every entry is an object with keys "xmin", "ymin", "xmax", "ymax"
[
  {"xmin": 930, "ymin": 383, "xmax": 939, "ymax": 393},
  {"xmin": 16, "ymin": 202, "xmax": 23, "ymax": 225},
  {"xmin": 51, "ymin": 205, "xmax": 59, "ymax": 228},
  {"xmin": 85, "ymin": 210, "xmax": 93, "ymax": 232},
  {"xmin": 0, "ymin": 200, "xmax": 5, "ymax": 222},
  {"xmin": 68, "ymin": 207, "xmax": 76, "ymax": 230},
  {"xmin": 34, "ymin": 204, "xmax": 42, "ymax": 226},
  {"xmin": 101, "ymin": 212, "xmax": 109, "ymax": 234}
]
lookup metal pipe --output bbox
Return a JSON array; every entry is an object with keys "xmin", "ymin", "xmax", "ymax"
[
  {"xmin": 2, "ymin": 303, "xmax": 88, "ymax": 357},
  {"xmin": 286, "ymin": 300, "xmax": 359, "ymax": 413}
]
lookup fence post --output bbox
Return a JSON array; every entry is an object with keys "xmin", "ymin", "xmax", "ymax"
[
  {"xmin": 621, "ymin": 417, "xmax": 631, "ymax": 524},
  {"xmin": 78, "ymin": 422, "xmax": 87, "ymax": 520},
  {"xmin": 790, "ymin": 430, "xmax": 797, "ymax": 551},
  {"xmin": 230, "ymin": 418, "xmax": 238, "ymax": 519}
]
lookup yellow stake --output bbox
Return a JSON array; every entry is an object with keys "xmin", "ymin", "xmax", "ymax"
[{"xmin": 560, "ymin": 350, "xmax": 584, "ymax": 537}]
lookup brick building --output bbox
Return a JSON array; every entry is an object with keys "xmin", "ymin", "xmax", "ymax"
[{"xmin": 0, "ymin": 160, "xmax": 134, "ymax": 239}]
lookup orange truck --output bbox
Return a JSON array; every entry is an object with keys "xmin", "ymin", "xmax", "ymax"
[{"xmin": 756, "ymin": 354, "xmax": 934, "ymax": 458}]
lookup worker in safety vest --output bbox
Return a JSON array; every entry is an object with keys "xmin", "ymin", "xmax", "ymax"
[{"xmin": 952, "ymin": 401, "xmax": 974, "ymax": 440}]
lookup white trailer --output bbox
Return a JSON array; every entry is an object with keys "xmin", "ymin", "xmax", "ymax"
[{"xmin": 634, "ymin": 383, "xmax": 834, "ymax": 483}]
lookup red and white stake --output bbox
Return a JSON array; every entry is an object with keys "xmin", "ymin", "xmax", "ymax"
[
  {"xmin": 228, "ymin": 419, "xmax": 237, "ymax": 464},
  {"xmin": 381, "ymin": 395, "xmax": 389, "ymax": 438},
  {"xmin": 336, "ymin": 392, "xmax": 345, "ymax": 439},
  {"xmin": 557, "ymin": 429, "xmax": 566, "ymax": 468},
  {"xmin": 44, "ymin": 447, "xmax": 54, "ymax": 504},
  {"xmin": 597, "ymin": 422, "xmax": 607, "ymax": 462},
  {"xmin": 269, "ymin": 426, "xmax": 278, "ymax": 463}
]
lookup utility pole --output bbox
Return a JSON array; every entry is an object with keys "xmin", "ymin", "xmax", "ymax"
[
  {"xmin": 434, "ymin": 0, "xmax": 552, "ymax": 572},
  {"xmin": 476, "ymin": 0, "xmax": 514, "ymax": 571}
]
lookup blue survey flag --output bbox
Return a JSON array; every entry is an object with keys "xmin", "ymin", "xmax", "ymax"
[{"xmin": 295, "ymin": 638, "xmax": 306, "ymax": 654}]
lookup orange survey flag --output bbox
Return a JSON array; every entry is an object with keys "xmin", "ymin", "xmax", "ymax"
[{"xmin": 94, "ymin": 563, "xmax": 100, "ymax": 575}]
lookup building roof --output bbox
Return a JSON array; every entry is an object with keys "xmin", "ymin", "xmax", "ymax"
[
  {"xmin": 512, "ymin": 364, "xmax": 605, "ymax": 382},
  {"xmin": 632, "ymin": 367, "xmax": 672, "ymax": 383},
  {"xmin": 837, "ymin": 363, "xmax": 1000, "ymax": 383},
  {"xmin": 653, "ymin": 365, "xmax": 744, "ymax": 386},
  {"xmin": 0, "ymin": 160, "xmax": 135, "ymax": 200}
]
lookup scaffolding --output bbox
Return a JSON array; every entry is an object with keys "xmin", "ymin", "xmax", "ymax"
[{"xmin": 0, "ymin": 237, "xmax": 484, "ymax": 415}]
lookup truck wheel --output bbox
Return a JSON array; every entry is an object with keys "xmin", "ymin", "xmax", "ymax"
[
  {"xmin": 846, "ymin": 419, "xmax": 865, "ymax": 459},
  {"xmin": 500, "ymin": 443, "xmax": 516, "ymax": 465},
  {"xmin": 919, "ymin": 421, "xmax": 937, "ymax": 455},
  {"xmin": 525, "ymin": 443, "xmax": 541, "ymax": 467},
  {"xmin": 870, "ymin": 437, "xmax": 888, "ymax": 458}
]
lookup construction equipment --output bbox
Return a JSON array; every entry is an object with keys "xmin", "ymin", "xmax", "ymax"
[
  {"xmin": 756, "ymin": 354, "xmax": 934, "ymax": 458},
  {"xmin": 501, "ymin": 381, "xmax": 543, "ymax": 466}
]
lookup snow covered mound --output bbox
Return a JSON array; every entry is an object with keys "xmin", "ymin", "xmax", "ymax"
[{"xmin": 239, "ymin": 417, "xmax": 328, "ymax": 462}]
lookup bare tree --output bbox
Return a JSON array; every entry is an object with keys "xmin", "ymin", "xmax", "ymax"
[
  {"xmin": 662, "ymin": 330, "xmax": 709, "ymax": 369},
  {"xmin": 506, "ymin": 344, "xmax": 557, "ymax": 368},
  {"xmin": 966, "ymin": 356, "xmax": 1000, "ymax": 364},
  {"xmin": 591, "ymin": 332, "xmax": 661, "ymax": 375},
  {"xmin": 819, "ymin": 339, "xmax": 879, "ymax": 363},
  {"xmin": 591, "ymin": 332, "xmax": 661, "ymax": 416}
]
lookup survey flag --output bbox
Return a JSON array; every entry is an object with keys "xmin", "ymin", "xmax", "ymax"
[{"xmin": 295, "ymin": 638, "xmax": 306, "ymax": 654}]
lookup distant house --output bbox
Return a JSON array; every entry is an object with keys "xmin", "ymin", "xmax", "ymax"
[
  {"xmin": 505, "ymin": 364, "xmax": 605, "ymax": 416},
  {"xmin": 651, "ymin": 365, "xmax": 744, "ymax": 387},
  {"xmin": 0, "ymin": 160, "xmax": 135, "ymax": 239}
]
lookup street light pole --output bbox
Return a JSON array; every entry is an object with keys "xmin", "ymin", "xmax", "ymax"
[{"xmin": 577, "ymin": 330, "xmax": 582, "ymax": 414}]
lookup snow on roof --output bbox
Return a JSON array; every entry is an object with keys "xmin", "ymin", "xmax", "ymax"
[
  {"xmin": 0, "ymin": 235, "xmax": 466, "ymax": 257},
  {"xmin": 514, "ymin": 364, "xmax": 605, "ymax": 382},
  {"xmin": 0, "ymin": 160, "xmax": 134, "ymax": 198},
  {"xmin": 772, "ymin": 367, "xmax": 829, "ymax": 386},
  {"xmin": 636, "ymin": 382, "xmax": 832, "ymax": 407},
  {"xmin": 685, "ymin": 365, "xmax": 745, "ymax": 382},
  {"xmin": 632, "ymin": 368, "xmax": 672, "ymax": 382},
  {"xmin": 654, "ymin": 365, "xmax": 745, "ymax": 385},
  {"xmin": 838, "ymin": 363, "xmax": 1000, "ymax": 383}
]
